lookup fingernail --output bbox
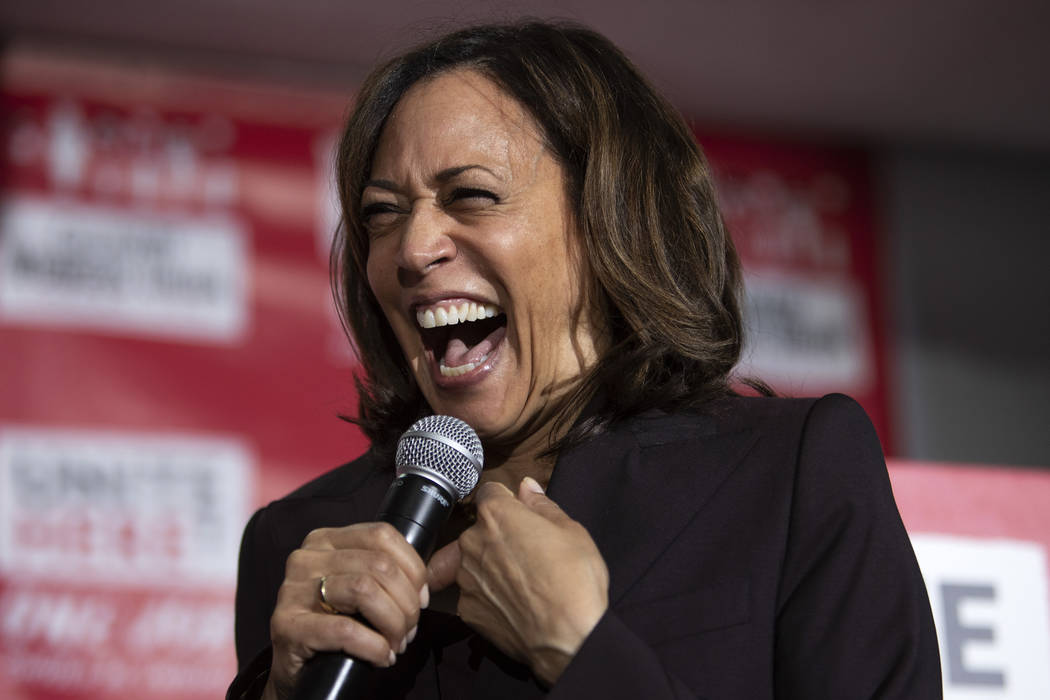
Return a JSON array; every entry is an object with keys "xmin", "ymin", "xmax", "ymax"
[
  {"xmin": 387, "ymin": 649, "xmax": 396, "ymax": 666},
  {"xmin": 398, "ymin": 636, "xmax": 407, "ymax": 654},
  {"xmin": 407, "ymin": 625, "xmax": 418, "ymax": 644},
  {"xmin": 419, "ymin": 584, "xmax": 430, "ymax": 609},
  {"xmin": 522, "ymin": 476, "xmax": 544, "ymax": 494}
]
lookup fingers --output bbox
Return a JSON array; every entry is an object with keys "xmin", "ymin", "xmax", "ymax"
[
  {"xmin": 517, "ymin": 476, "xmax": 571, "ymax": 524},
  {"xmin": 473, "ymin": 480, "xmax": 515, "ymax": 503},
  {"xmin": 473, "ymin": 477, "xmax": 560, "ymax": 521},
  {"xmin": 319, "ymin": 554, "xmax": 420, "ymax": 641},
  {"xmin": 278, "ymin": 563, "xmax": 416, "ymax": 656},
  {"xmin": 271, "ymin": 521, "xmax": 429, "ymax": 681},
  {"xmin": 449, "ymin": 475, "xmax": 610, "ymax": 685},
  {"xmin": 520, "ymin": 475, "xmax": 545, "ymax": 496},
  {"xmin": 464, "ymin": 478, "xmax": 568, "ymax": 550},
  {"xmin": 303, "ymin": 522, "xmax": 427, "ymax": 588},
  {"xmin": 294, "ymin": 522, "xmax": 427, "ymax": 623},
  {"xmin": 271, "ymin": 600, "xmax": 396, "ymax": 668},
  {"xmin": 427, "ymin": 540, "xmax": 461, "ymax": 592}
]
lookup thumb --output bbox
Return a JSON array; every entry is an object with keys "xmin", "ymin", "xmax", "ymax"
[
  {"xmin": 426, "ymin": 539, "xmax": 461, "ymax": 592},
  {"xmin": 517, "ymin": 476, "xmax": 568, "ymax": 522}
]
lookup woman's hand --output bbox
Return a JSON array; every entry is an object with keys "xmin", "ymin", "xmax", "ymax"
[
  {"xmin": 264, "ymin": 522, "xmax": 429, "ymax": 700},
  {"xmin": 427, "ymin": 477, "xmax": 610, "ymax": 686}
]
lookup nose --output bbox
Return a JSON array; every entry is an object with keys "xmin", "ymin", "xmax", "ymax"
[{"xmin": 395, "ymin": 203, "xmax": 456, "ymax": 275}]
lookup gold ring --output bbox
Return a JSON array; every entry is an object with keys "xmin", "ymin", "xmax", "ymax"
[{"xmin": 318, "ymin": 575, "xmax": 339, "ymax": 615}]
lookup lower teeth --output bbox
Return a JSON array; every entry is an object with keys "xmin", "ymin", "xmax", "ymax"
[{"xmin": 439, "ymin": 353, "xmax": 489, "ymax": 377}]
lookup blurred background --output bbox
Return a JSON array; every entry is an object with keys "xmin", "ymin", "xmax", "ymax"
[{"xmin": 1, "ymin": 2, "xmax": 1048, "ymax": 698}]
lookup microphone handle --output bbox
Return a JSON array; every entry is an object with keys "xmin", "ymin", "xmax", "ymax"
[{"xmin": 290, "ymin": 474, "xmax": 455, "ymax": 700}]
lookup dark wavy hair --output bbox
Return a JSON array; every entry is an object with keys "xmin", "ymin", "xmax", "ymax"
[{"xmin": 333, "ymin": 20, "xmax": 761, "ymax": 454}]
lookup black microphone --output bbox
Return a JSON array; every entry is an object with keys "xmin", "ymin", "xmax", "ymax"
[{"xmin": 291, "ymin": 415, "xmax": 483, "ymax": 700}]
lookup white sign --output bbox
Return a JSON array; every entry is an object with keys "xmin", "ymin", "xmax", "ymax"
[
  {"xmin": 911, "ymin": 534, "xmax": 1050, "ymax": 699},
  {"xmin": 0, "ymin": 426, "xmax": 253, "ymax": 586},
  {"xmin": 740, "ymin": 271, "xmax": 873, "ymax": 392},
  {"xmin": 0, "ymin": 197, "xmax": 248, "ymax": 343}
]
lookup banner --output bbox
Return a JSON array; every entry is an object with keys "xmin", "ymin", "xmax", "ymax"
[
  {"xmin": 0, "ymin": 48, "xmax": 938, "ymax": 698},
  {"xmin": 889, "ymin": 459, "xmax": 1050, "ymax": 699},
  {"xmin": 700, "ymin": 135, "xmax": 890, "ymax": 448},
  {"xmin": 0, "ymin": 50, "xmax": 357, "ymax": 698}
]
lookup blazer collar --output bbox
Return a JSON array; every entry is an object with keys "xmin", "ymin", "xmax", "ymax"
[{"xmin": 546, "ymin": 411, "xmax": 758, "ymax": 605}]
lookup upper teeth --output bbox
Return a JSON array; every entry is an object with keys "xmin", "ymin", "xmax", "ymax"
[{"xmin": 416, "ymin": 302, "xmax": 500, "ymax": 328}]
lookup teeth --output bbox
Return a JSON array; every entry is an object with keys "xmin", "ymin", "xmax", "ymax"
[
  {"xmin": 416, "ymin": 302, "xmax": 501, "ymax": 329},
  {"xmin": 439, "ymin": 353, "xmax": 489, "ymax": 377}
]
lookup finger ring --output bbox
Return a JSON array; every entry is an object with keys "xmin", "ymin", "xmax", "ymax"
[{"xmin": 318, "ymin": 575, "xmax": 339, "ymax": 615}]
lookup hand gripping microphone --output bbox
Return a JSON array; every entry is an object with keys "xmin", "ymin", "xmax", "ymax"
[{"xmin": 291, "ymin": 415, "xmax": 484, "ymax": 700}]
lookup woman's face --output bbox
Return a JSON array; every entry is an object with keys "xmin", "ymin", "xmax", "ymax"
[{"xmin": 364, "ymin": 69, "xmax": 603, "ymax": 448}]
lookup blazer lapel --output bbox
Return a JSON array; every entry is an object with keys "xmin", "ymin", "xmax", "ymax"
[{"xmin": 547, "ymin": 413, "xmax": 758, "ymax": 605}]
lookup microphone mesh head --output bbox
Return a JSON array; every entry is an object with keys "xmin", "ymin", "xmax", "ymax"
[{"xmin": 395, "ymin": 415, "xmax": 483, "ymax": 501}]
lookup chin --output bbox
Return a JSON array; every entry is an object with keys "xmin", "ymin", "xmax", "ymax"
[{"xmin": 427, "ymin": 398, "xmax": 502, "ymax": 436}]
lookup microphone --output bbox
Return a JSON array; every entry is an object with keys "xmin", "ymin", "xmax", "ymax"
[{"xmin": 291, "ymin": 415, "xmax": 483, "ymax": 700}]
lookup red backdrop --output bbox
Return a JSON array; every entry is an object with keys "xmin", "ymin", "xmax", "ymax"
[{"xmin": 1, "ymin": 50, "xmax": 916, "ymax": 699}]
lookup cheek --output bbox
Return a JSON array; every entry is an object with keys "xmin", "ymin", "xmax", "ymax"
[
  {"xmin": 529, "ymin": 232, "xmax": 583, "ymax": 311},
  {"xmin": 504, "ymin": 215, "xmax": 573, "ymax": 283},
  {"xmin": 364, "ymin": 249, "xmax": 384, "ymax": 298},
  {"xmin": 364, "ymin": 248, "xmax": 407, "ymax": 338},
  {"xmin": 365, "ymin": 242, "xmax": 400, "ymax": 309}
]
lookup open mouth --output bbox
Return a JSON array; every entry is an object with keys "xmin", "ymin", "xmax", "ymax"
[{"xmin": 416, "ymin": 302, "xmax": 508, "ymax": 378}]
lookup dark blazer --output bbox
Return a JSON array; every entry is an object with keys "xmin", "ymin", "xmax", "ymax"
[{"xmin": 230, "ymin": 394, "xmax": 942, "ymax": 699}]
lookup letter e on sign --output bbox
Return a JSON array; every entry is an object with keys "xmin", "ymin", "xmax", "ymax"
[{"xmin": 910, "ymin": 534, "xmax": 1050, "ymax": 699}]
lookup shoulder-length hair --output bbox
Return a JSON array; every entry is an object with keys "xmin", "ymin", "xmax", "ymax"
[{"xmin": 334, "ymin": 20, "xmax": 756, "ymax": 454}]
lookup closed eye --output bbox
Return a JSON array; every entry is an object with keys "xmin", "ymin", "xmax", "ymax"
[
  {"xmin": 361, "ymin": 202, "xmax": 403, "ymax": 229},
  {"xmin": 443, "ymin": 187, "xmax": 499, "ymax": 209}
]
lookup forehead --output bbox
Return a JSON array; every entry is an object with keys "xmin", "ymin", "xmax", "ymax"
[{"xmin": 371, "ymin": 69, "xmax": 544, "ymax": 176}]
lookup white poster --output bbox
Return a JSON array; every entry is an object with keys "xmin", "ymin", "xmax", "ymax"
[
  {"xmin": 0, "ymin": 197, "xmax": 248, "ymax": 343},
  {"xmin": 911, "ymin": 534, "xmax": 1050, "ymax": 699}
]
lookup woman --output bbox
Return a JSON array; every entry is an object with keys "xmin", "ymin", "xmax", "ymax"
[{"xmin": 230, "ymin": 21, "xmax": 941, "ymax": 699}]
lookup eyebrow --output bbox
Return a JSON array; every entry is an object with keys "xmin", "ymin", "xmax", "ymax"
[{"xmin": 362, "ymin": 164, "xmax": 499, "ymax": 193}]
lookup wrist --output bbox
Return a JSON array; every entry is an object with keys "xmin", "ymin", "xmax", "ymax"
[
  {"xmin": 531, "ymin": 645, "xmax": 574, "ymax": 687},
  {"xmin": 530, "ymin": 606, "xmax": 605, "ymax": 686}
]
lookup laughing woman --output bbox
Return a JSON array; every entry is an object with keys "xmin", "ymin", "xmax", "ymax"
[{"xmin": 228, "ymin": 21, "xmax": 941, "ymax": 700}]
